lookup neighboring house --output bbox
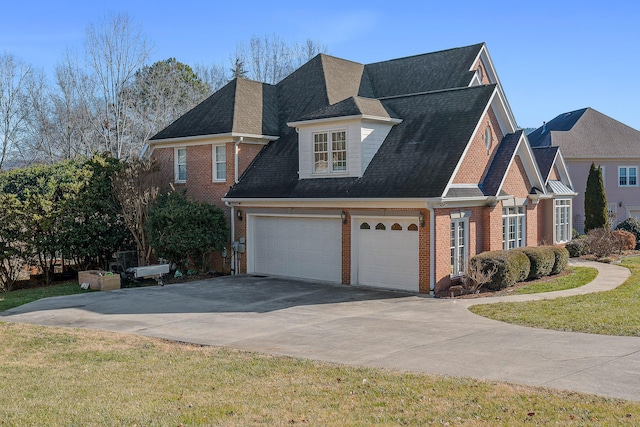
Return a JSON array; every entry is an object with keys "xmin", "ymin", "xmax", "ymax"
[
  {"xmin": 148, "ymin": 43, "xmax": 575, "ymax": 295},
  {"xmin": 528, "ymin": 108, "xmax": 640, "ymax": 233}
]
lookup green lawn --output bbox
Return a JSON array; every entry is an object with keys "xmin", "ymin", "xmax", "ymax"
[
  {"xmin": 2, "ymin": 265, "xmax": 640, "ymax": 424},
  {"xmin": 0, "ymin": 281, "xmax": 93, "ymax": 312},
  {"xmin": 511, "ymin": 266, "xmax": 598, "ymax": 295},
  {"xmin": 471, "ymin": 257, "xmax": 640, "ymax": 336},
  {"xmin": 0, "ymin": 322, "xmax": 639, "ymax": 425}
]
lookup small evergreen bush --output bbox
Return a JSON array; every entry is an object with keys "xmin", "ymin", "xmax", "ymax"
[
  {"xmin": 471, "ymin": 250, "xmax": 530, "ymax": 290},
  {"xmin": 549, "ymin": 246, "xmax": 569, "ymax": 275},
  {"xmin": 615, "ymin": 217, "xmax": 640, "ymax": 250},
  {"xmin": 146, "ymin": 191, "xmax": 229, "ymax": 271},
  {"xmin": 566, "ymin": 239, "xmax": 589, "ymax": 257},
  {"xmin": 515, "ymin": 247, "xmax": 555, "ymax": 279}
]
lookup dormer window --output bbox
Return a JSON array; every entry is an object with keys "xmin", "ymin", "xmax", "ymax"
[{"xmin": 313, "ymin": 130, "xmax": 347, "ymax": 174}]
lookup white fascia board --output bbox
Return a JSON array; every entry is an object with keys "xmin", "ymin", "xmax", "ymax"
[
  {"xmin": 518, "ymin": 133, "xmax": 546, "ymax": 192},
  {"xmin": 552, "ymin": 149, "xmax": 576, "ymax": 190},
  {"xmin": 492, "ymin": 90, "xmax": 517, "ymax": 133},
  {"xmin": 441, "ymin": 87, "xmax": 498, "ymax": 198},
  {"xmin": 149, "ymin": 133, "xmax": 278, "ymax": 148},
  {"xmin": 476, "ymin": 44, "xmax": 519, "ymax": 129},
  {"xmin": 222, "ymin": 197, "xmax": 427, "ymax": 209},
  {"xmin": 288, "ymin": 115, "xmax": 401, "ymax": 128},
  {"xmin": 426, "ymin": 197, "xmax": 490, "ymax": 208}
]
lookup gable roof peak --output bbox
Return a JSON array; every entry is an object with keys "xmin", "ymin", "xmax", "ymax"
[{"xmin": 365, "ymin": 42, "xmax": 485, "ymax": 67}]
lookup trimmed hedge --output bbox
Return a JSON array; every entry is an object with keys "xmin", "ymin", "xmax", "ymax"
[
  {"xmin": 472, "ymin": 250, "xmax": 530, "ymax": 291},
  {"xmin": 515, "ymin": 247, "xmax": 555, "ymax": 279},
  {"xmin": 566, "ymin": 238, "xmax": 589, "ymax": 257},
  {"xmin": 549, "ymin": 246, "xmax": 570, "ymax": 275},
  {"xmin": 470, "ymin": 245, "xmax": 568, "ymax": 291}
]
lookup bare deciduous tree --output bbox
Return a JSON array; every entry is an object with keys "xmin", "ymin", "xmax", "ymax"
[
  {"xmin": 112, "ymin": 159, "xmax": 159, "ymax": 266},
  {"xmin": 192, "ymin": 62, "xmax": 228, "ymax": 93},
  {"xmin": 129, "ymin": 58, "xmax": 209, "ymax": 146},
  {"xmin": 85, "ymin": 12, "xmax": 151, "ymax": 159},
  {"xmin": 195, "ymin": 35, "xmax": 327, "ymax": 90},
  {"xmin": 0, "ymin": 54, "xmax": 34, "ymax": 169}
]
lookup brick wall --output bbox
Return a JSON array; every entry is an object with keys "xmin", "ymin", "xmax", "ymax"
[
  {"xmin": 151, "ymin": 141, "xmax": 264, "ymax": 274},
  {"xmin": 453, "ymin": 108, "xmax": 504, "ymax": 184},
  {"xmin": 433, "ymin": 206, "xmax": 487, "ymax": 294},
  {"xmin": 501, "ymin": 155, "xmax": 532, "ymax": 196},
  {"xmin": 418, "ymin": 209, "xmax": 430, "ymax": 293}
]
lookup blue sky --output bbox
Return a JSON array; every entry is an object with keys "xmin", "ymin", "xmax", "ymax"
[{"xmin": 2, "ymin": 0, "xmax": 638, "ymax": 130}]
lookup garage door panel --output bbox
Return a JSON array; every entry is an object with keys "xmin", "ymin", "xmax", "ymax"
[
  {"xmin": 356, "ymin": 219, "xmax": 419, "ymax": 292},
  {"xmin": 252, "ymin": 216, "xmax": 342, "ymax": 283}
]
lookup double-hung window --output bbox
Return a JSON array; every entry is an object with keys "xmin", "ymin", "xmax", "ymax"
[
  {"xmin": 213, "ymin": 145, "xmax": 226, "ymax": 181},
  {"xmin": 619, "ymin": 166, "xmax": 638, "ymax": 187},
  {"xmin": 450, "ymin": 217, "xmax": 468, "ymax": 277},
  {"xmin": 555, "ymin": 199, "xmax": 571, "ymax": 243},
  {"xmin": 502, "ymin": 206, "xmax": 526, "ymax": 250},
  {"xmin": 313, "ymin": 130, "xmax": 346, "ymax": 174},
  {"xmin": 175, "ymin": 148, "xmax": 186, "ymax": 182}
]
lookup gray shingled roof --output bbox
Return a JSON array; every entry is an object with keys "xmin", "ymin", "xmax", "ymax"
[
  {"xmin": 226, "ymin": 85, "xmax": 496, "ymax": 199},
  {"xmin": 361, "ymin": 44, "xmax": 484, "ymax": 98},
  {"xmin": 151, "ymin": 42, "xmax": 524, "ymax": 201},
  {"xmin": 531, "ymin": 146, "xmax": 559, "ymax": 183},
  {"xmin": 481, "ymin": 131, "xmax": 523, "ymax": 197},
  {"xmin": 528, "ymin": 108, "xmax": 640, "ymax": 158},
  {"xmin": 291, "ymin": 96, "xmax": 399, "ymax": 122},
  {"xmin": 150, "ymin": 78, "xmax": 278, "ymax": 140}
]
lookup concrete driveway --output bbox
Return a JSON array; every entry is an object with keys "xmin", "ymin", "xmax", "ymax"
[{"xmin": 3, "ymin": 267, "xmax": 640, "ymax": 401}]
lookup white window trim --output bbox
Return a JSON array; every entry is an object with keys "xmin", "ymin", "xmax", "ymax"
[
  {"xmin": 554, "ymin": 199, "xmax": 572, "ymax": 244},
  {"xmin": 174, "ymin": 147, "xmax": 186, "ymax": 183},
  {"xmin": 484, "ymin": 125, "xmax": 492, "ymax": 152},
  {"xmin": 312, "ymin": 129, "xmax": 348, "ymax": 175},
  {"xmin": 450, "ymin": 217, "xmax": 468, "ymax": 277},
  {"xmin": 502, "ymin": 206, "xmax": 526, "ymax": 250},
  {"xmin": 212, "ymin": 144, "xmax": 226, "ymax": 182},
  {"xmin": 618, "ymin": 166, "xmax": 638, "ymax": 187}
]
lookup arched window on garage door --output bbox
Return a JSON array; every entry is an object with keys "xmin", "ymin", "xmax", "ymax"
[
  {"xmin": 375, "ymin": 223, "xmax": 386, "ymax": 230},
  {"xmin": 360, "ymin": 222, "xmax": 370, "ymax": 230}
]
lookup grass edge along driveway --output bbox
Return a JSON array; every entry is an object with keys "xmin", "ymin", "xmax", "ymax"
[
  {"xmin": 470, "ymin": 256, "xmax": 640, "ymax": 336},
  {"xmin": 1, "ymin": 322, "xmax": 640, "ymax": 425}
]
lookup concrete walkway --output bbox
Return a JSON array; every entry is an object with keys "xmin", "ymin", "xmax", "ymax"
[
  {"xmin": 456, "ymin": 259, "xmax": 631, "ymax": 307},
  {"xmin": 2, "ymin": 259, "xmax": 640, "ymax": 402}
]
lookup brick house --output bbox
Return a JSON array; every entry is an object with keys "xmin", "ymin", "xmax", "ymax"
[
  {"xmin": 148, "ymin": 43, "xmax": 575, "ymax": 295},
  {"xmin": 528, "ymin": 108, "xmax": 640, "ymax": 232}
]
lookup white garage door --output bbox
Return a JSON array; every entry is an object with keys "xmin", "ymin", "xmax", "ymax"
[
  {"xmin": 251, "ymin": 216, "xmax": 342, "ymax": 282},
  {"xmin": 630, "ymin": 210, "xmax": 640, "ymax": 221},
  {"xmin": 355, "ymin": 218, "xmax": 419, "ymax": 292}
]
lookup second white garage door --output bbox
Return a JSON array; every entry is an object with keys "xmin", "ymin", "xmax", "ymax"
[
  {"xmin": 250, "ymin": 216, "xmax": 342, "ymax": 283},
  {"xmin": 354, "ymin": 218, "xmax": 419, "ymax": 292}
]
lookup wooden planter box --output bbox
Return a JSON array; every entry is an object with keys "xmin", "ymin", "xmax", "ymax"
[{"xmin": 78, "ymin": 270, "xmax": 121, "ymax": 291}]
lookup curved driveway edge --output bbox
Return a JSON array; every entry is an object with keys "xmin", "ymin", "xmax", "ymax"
[
  {"xmin": 455, "ymin": 259, "xmax": 631, "ymax": 308},
  {"xmin": 2, "ymin": 261, "xmax": 640, "ymax": 402}
]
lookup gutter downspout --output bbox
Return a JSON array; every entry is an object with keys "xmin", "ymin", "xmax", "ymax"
[
  {"xmin": 426, "ymin": 204, "xmax": 435, "ymax": 295},
  {"xmin": 224, "ymin": 201, "xmax": 235, "ymax": 275},
  {"xmin": 234, "ymin": 137, "xmax": 243, "ymax": 184}
]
